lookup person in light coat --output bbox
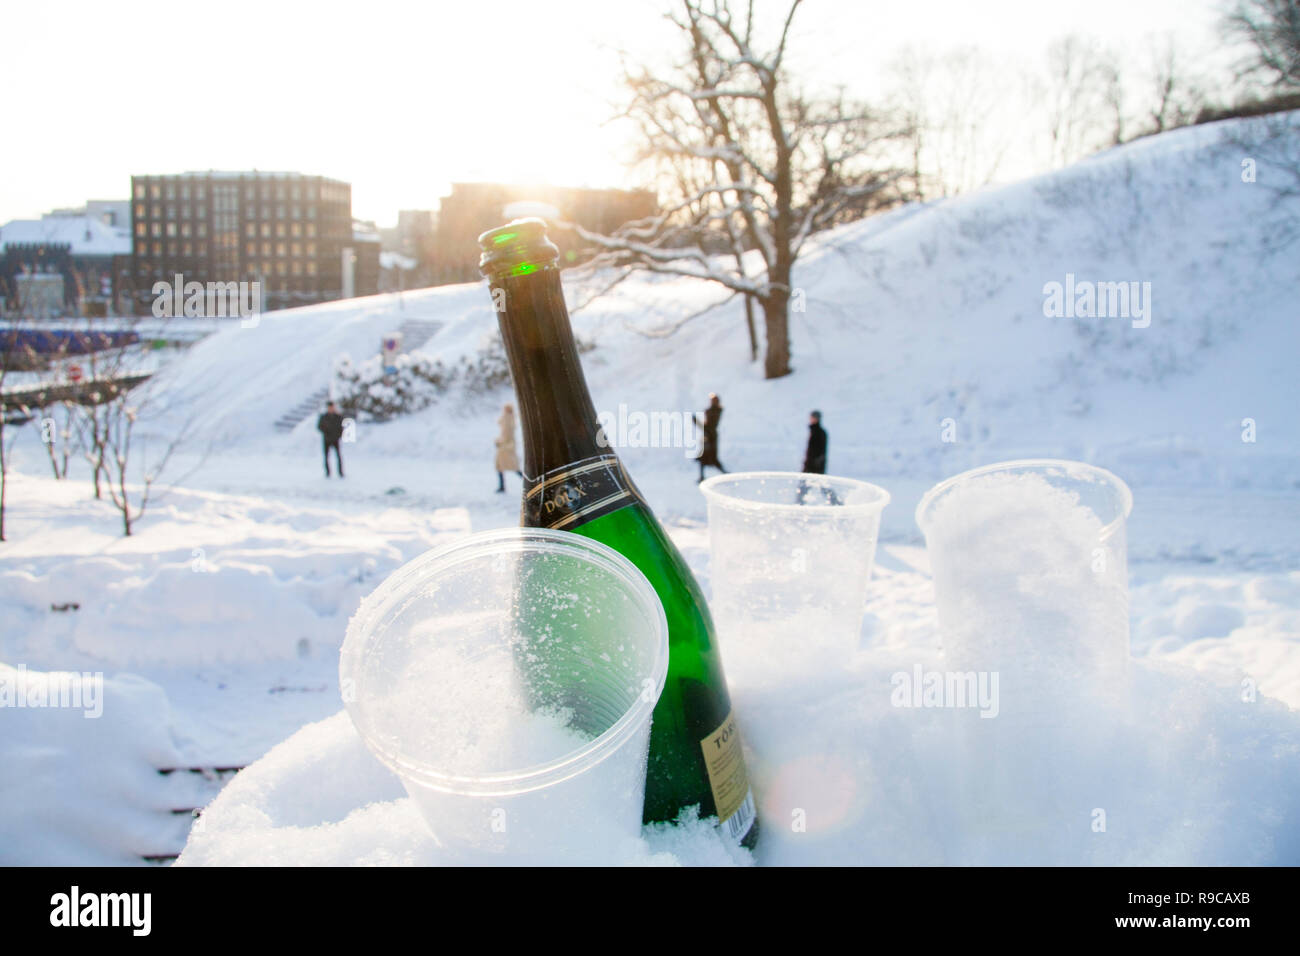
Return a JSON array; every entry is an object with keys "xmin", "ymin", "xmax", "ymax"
[{"xmin": 495, "ymin": 403, "xmax": 521, "ymax": 493}]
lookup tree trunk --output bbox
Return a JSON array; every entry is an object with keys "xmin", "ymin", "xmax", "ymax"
[
  {"xmin": 762, "ymin": 289, "xmax": 792, "ymax": 379},
  {"xmin": 0, "ymin": 422, "xmax": 7, "ymax": 542},
  {"xmin": 743, "ymin": 294, "xmax": 758, "ymax": 361}
]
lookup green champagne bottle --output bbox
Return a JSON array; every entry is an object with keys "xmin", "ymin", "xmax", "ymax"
[{"xmin": 479, "ymin": 219, "xmax": 758, "ymax": 848}]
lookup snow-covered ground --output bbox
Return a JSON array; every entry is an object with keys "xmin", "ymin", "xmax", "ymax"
[{"xmin": 1, "ymin": 113, "xmax": 1298, "ymax": 865}]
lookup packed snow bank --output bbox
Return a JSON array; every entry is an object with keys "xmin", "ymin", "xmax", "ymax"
[
  {"xmin": 0, "ymin": 664, "xmax": 185, "ymax": 865},
  {"xmin": 177, "ymin": 646, "xmax": 1300, "ymax": 866},
  {"xmin": 0, "ymin": 473, "xmax": 471, "ymax": 670},
  {"xmin": 175, "ymin": 711, "xmax": 748, "ymax": 866}
]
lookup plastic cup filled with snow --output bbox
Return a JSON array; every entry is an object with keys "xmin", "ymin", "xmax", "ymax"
[
  {"xmin": 700, "ymin": 472, "xmax": 891, "ymax": 671},
  {"xmin": 916, "ymin": 459, "xmax": 1134, "ymax": 696},
  {"xmin": 339, "ymin": 528, "xmax": 668, "ymax": 863}
]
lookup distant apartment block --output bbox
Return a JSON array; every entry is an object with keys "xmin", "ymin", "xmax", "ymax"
[
  {"xmin": 432, "ymin": 183, "xmax": 657, "ymax": 284},
  {"xmin": 128, "ymin": 170, "xmax": 377, "ymax": 314}
]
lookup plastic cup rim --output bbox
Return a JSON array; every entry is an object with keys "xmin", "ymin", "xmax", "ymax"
[
  {"xmin": 339, "ymin": 527, "xmax": 670, "ymax": 797},
  {"xmin": 914, "ymin": 458, "xmax": 1134, "ymax": 539},
  {"xmin": 699, "ymin": 470, "xmax": 891, "ymax": 516}
]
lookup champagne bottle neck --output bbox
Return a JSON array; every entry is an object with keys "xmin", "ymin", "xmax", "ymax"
[{"xmin": 494, "ymin": 267, "xmax": 608, "ymax": 479}]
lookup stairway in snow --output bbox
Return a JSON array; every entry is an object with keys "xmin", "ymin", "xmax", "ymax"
[{"xmin": 271, "ymin": 317, "xmax": 442, "ymax": 433}]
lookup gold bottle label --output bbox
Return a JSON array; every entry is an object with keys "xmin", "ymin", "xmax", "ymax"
[{"xmin": 700, "ymin": 709, "xmax": 756, "ymax": 841}]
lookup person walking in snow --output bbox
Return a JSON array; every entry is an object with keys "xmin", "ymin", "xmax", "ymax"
[
  {"xmin": 803, "ymin": 410, "xmax": 827, "ymax": 474},
  {"xmin": 318, "ymin": 401, "xmax": 345, "ymax": 478},
  {"xmin": 495, "ymin": 402, "xmax": 522, "ymax": 493},
  {"xmin": 798, "ymin": 410, "xmax": 838, "ymax": 504},
  {"xmin": 693, "ymin": 393, "xmax": 727, "ymax": 483}
]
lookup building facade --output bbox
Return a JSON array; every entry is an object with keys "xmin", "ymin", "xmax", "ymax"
[
  {"xmin": 0, "ymin": 213, "xmax": 132, "ymax": 317},
  {"xmin": 128, "ymin": 171, "xmax": 374, "ymax": 314}
]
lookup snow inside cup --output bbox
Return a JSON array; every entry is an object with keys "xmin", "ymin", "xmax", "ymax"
[
  {"xmin": 700, "ymin": 472, "xmax": 891, "ymax": 672},
  {"xmin": 339, "ymin": 528, "xmax": 668, "ymax": 863},
  {"xmin": 916, "ymin": 459, "xmax": 1134, "ymax": 697}
]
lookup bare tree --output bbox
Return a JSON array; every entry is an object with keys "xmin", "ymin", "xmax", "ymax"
[
  {"xmin": 1040, "ymin": 35, "xmax": 1126, "ymax": 166},
  {"xmin": 574, "ymin": 0, "xmax": 910, "ymax": 379},
  {"xmin": 1224, "ymin": 0, "xmax": 1300, "ymax": 89},
  {"xmin": 1144, "ymin": 34, "xmax": 1208, "ymax": 134},
  {"xmin": 888, "ymin": 46, "xmax": 1021, "ymax": 199}
]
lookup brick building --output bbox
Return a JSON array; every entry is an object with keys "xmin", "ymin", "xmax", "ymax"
[{"xmin": 128, "ymin": 171, "xmax": 375, "ymax": 314}]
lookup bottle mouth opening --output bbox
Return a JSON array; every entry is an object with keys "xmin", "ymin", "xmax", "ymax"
[{"xmin": 478, "ymin": 218, "xmax": 560, "ymax": 279}]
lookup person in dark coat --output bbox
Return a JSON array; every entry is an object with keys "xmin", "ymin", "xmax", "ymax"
[
  {"xmin": 803, "ymin": 410, "xmax": 828, "ymax": 474},
  {"xmin": 693, "ymin": 393, "xmax": 727, "ymax": 483},
  {"xmin": 318, "ymin": 401, "xmax": 345, "ymax": 478}
]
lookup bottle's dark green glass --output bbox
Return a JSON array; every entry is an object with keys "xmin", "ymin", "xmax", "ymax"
[{"xmin": 480, "ymin": 219, "xmax": 759, "ymax": 848}]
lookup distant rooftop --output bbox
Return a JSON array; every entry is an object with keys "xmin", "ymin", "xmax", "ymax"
[
  {"xmin": 0, "ymin": 215, "xmax": 131, "ymax": 257},
  {"xmin": 135, "ymin": 170, "xmax": 348, "ymax": 183}
]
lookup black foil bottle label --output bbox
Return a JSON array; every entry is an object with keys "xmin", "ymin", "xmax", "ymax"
[{"xmin": 523, "ymin": 454, "xmax": 638, "ymax": 530}]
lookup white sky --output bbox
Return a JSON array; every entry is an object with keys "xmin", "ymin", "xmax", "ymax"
[{"xmin": 5, "ymin": 0, "xmax": 1225, "ymax": 226}]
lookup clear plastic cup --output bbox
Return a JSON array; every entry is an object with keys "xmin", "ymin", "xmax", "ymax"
[
  {"xmin": 915, "ymin": 459, "xmax": 1134, "ymax": 692},
  {"xmin": 339, "ymin": 528, "xmax": 668, "ymax": 863},
  {"xmin": 699, "ymin": 472, "xmax": 891, "ymax": 671},
  {"xmin": 915, "ymin": 460, "xmax": 1135, "ymax": 861}
]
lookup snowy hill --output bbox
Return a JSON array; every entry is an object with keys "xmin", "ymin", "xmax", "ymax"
[{"xmin": 145, "ymin": 111, "xmax": 1300, "ymax": 517}]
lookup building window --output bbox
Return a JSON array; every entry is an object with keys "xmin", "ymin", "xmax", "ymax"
[
  {"xmin": 135, "ymin": 204, "xmax": 145, "ymax": 219},
  {"xmin": 261, "ymin": 184, "xmax": 271, "ymax": 200},
  {"xmin": 151, "ymin": 223, "xmax": 162, "ymax": 237},
  {"xmin": 246, "ymin": 242, "xmax": 257, "ymax": 256},
  {"xmin": 307, "ymin": 261, "xmax": 317, "ymax": 275},
  {"xmin": 134, "ymin": 183, "xmax": 146, "ymax": 199},
  {"xmin": 153, "ymin": 241, "xmax": 162, "ymax": 256},
  {"xmin": 181, "ymin": 204, "xmax": 190, "ymax": 219},
  {"xmin": 306, "ymin": 242, "xmax": 317, "ymax": 256},
  {"xmin": 276, "ymin": 261, "xmax": 287, "ymax": 276},
  {"xmin": 262, "ymin": 241, "xmax": 271, "ymax": 256},
  {"xmin": 150, "ymin": 184, "xmax": 161, "ymax": 200},
  {"xmin": 307, "ymin": 206, "xmax": 317, "ymax": 220},
  {"xmin": 183, "ymin": 242, "xmax": 192, "ymax": 256},
  {"xmin": 261, "ymin": 223, "xmax": 271, "ymax": 238},
  {"xmin": 165, "ymin": 183, "xmax": 175, "ymax": 200},
  {"xmin": 290, "ymin": 185, "xmax": 300, "ymax": 201},
  {"xmin": 262, "ymin": 260, "xmax": 273, "ymax": 275},
  {"xmin": 166, "ymin": 205, "xmax": 176, "ymax": 220},
  {"xmin": 277, "ymin": 204, "xmax": 286, "ymax": 219},
  {"xmin": 245, "ymin": 223, "xmax": 255, "ymax": 237},
  {"xmin": 291, "ymin": 223, "xmax": 301, "ymax": 237},
  {"xmin": 136, "ymin": 222, "xmax": 147, "ymax": 237},
  {"xmin": 291, "ymin": 242, "xmax": 301, "ymax": 257},
  {"xmin": 197, "ymin": 223, "xmax": 207, "ymax": 237},
  {"xmin": 198, "ymin": 242, "xmax": 207, "ymax": 257},
  {"xmin": 276, "ymin": 223, "xmax": 286, "ymax": 238},
  {"xmin": 291, "ymin": 260, "xmax": 302, "ymax": 276},
  {"xmin": 276, "ymin": 242, "xmax": 287, "ymax": 257},
  {"xmin": 181, "ymin": 223, "xmax": 192, "ymax": 238},
  {"xmin": 152, "ymin": 204, "xmax": 161, "ymax": 219},
  {"xmin": 276, "ymin": 185, "xmax": 286, "ymax": 201},
  {"xmin": 197, "ymin": 185, "xmax": 206, "ymax": 201},
  {"xmin": 291, "ymin": 205, "xmax": 300, "ymax": 220},
  {"xmin": 167, "ymin": 241, "xmax": 177, "ymax": 255},
  {"xmin": 166, "ymin": 222, "xmax": 177, "ymax": 237},
  {"xmin": 181, "ymin": 184, "xmax": 190, "ymax": 201},
  {"xmin": 196, "ymin": 204, "xmax": 206, "ymax": 218},
  {"xmin": 306, "ymin": 223, "xmax": 316, "ymax": 237}
]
